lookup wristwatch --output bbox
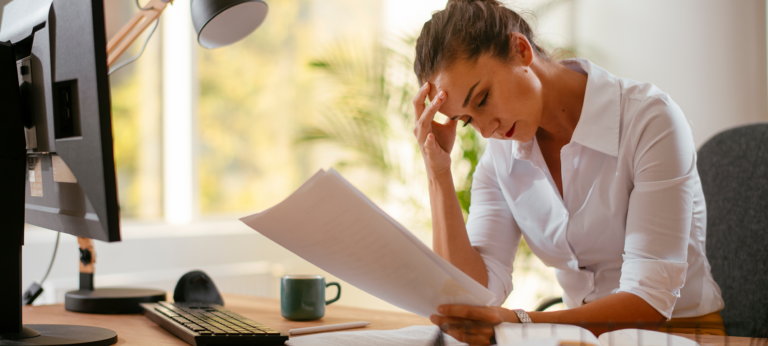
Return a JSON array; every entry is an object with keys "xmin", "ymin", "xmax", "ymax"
[{"xmin": 512, "ymin": 309, "xmax": 532, "ymax": 324}]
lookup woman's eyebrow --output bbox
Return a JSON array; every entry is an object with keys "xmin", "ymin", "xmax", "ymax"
[{"xmin": 462, "ymin": 80, "xmax": 481, "ymax": 108}]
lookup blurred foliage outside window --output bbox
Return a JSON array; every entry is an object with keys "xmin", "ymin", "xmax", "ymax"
[
  {"xmin": 108, "ymin": 1, "xmax": 163, "ymax": 220},
  {"xmin": 197, "ymin": 0, "xmax": 383, "ymax": 214}
]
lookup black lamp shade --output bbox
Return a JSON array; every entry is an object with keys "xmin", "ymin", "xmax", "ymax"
[{"xmin": 191, "ymin": 0, "xmax": 268, "ymax": 49}]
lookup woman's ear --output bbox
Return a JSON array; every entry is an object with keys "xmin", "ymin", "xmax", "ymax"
[{"xmin": 509, "ymin": 33, "xmax": 534, "ymax": 67}]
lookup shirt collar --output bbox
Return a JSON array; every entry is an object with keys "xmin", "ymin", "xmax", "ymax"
[
  {"xmin": 511, "ymin": 58, "xmax": 621, "ymax": 161},
  {"xmin": 564, "ymin": 58, "xmax": 621, "ymax": 157}
]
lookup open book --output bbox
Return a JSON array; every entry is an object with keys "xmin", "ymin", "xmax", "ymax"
[
  {"xmin": 495, "ymin": 323, "xmax": 700, "ymax": 346},
  {"xmin": 240, "ymin": 169, "xmax": 495, "ymax": 317}
]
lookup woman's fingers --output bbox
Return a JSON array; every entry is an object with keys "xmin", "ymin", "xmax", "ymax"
[
  {"xmin": 416, "ymin": 90, "xmax": 446, "ymax": 145},
  {"xmin": 432, "ymin": 318, "xmax": 495, "ymax": 346},
  {"xmin": 424, "ymin": 133, "xmax": 437, "ymax": 152},
  {"xmin": 437, "ymin": 305, "xmax": 504, "ymax": 324},
  {"xmin": 431, "ymin": 316, "xmax": 496, "ymax": 333},
  {"xmin": 412, "ymin": 82, "xmax": 431, "ymax": 124}
]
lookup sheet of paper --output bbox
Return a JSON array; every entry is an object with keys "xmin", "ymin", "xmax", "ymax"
[
  {"xmin": 597, "ymin": 329, "xmax": 699, "ymax": 346},
  {"xmin": 285, "ymin": 325, "xmax": 467, "ymax": 346},
  {"xmin": 495, "ymin": 323, "xmax": 600, "ymax": 346},
  {"xmin": 327, "ymin": 170, "xmax": 498, "ymax": 304},
  {"xmin": 240, "ymin": 169, "xmax": 495, "ymax": 317}
]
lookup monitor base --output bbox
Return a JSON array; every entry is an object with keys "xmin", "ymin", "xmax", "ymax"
[
  {"xmin": 65, "ymin": 288, "xmax": 166, "ymax": 314},
  {"xmin": 0, "ymin": 325, "xmax": 116, "ymax": 345}
]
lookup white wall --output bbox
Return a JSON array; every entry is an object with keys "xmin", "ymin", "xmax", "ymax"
[{"xmin": 575, "ymin": 0, "xmax": 768, "ymax": 147}]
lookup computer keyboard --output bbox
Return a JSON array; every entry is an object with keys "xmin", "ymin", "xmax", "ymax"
[{"xmin": 141, "ymin": 301, "xmax": 289, "ymax": 346}]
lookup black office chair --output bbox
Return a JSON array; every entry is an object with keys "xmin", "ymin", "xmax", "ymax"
[
  {"xmin": 698, "ymin": 123, "xmax": 768, "ymax": 337},
  {"xmin": 533, "ymin": 123, "xmax": 768, "ymax": 337},
  {"xmin": 534, "ymin": 296, "xmax": 563, "ymax": 312}
]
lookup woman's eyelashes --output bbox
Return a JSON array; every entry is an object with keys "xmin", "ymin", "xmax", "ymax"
[
  {"xmin": 478, "ymin": 91, "xmax": 489, "ymax": 107},
  {"xmin": 461, "ymin": 91, "xmax": 487, "ymax": 127}
]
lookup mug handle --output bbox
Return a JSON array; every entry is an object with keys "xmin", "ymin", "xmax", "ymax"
[{"xmin": 325, "ymin": 282, "xmax": 341, "ymax": 305}]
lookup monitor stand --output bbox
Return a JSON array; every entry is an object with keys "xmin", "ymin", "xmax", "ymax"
[
  {"xmin": 65, "ymin": 273, "xmax": 166, "ymax": 314},
  {"xmin": 0, "ymin": 41, "xmax": 118, "ymax": 346}
]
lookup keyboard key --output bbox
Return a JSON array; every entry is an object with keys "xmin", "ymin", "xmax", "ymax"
[{"xmin": 172, "ymin": 317, "xmax": 188, "ymax": 324}]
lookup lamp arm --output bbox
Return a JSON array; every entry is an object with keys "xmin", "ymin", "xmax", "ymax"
[{"xmin": 106, "ymin": 0, "xmax": 173, "ymax": 68}]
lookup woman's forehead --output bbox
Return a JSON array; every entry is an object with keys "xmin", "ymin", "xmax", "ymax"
[
  {"xmin": 428, "ymin": 67, "xmax": 483, "ymax": 115},
  {"xmin": 428, "ymin": 57, "xmax": 489, "ymax": 96}
]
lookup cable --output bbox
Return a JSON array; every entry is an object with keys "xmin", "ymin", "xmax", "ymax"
[
  {"xmin": 108, "ymin": 17, "xmax": 159, "ymax": 75},
  {"xmin": 39, "ymin": 232, "xmax": 61, "ymax": 286}
]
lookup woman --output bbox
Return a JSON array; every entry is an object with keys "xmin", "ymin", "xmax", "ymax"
[{"xmin": 412, "ymin": 1, "xmax": 725, "ymax": 344}]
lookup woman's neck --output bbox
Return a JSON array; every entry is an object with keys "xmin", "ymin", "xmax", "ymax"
[{"xmin": 532, "ymin": 60, "xmax": 588, "ymax": 146}]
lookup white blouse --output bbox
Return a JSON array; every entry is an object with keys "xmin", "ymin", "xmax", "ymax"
[{"xmin": 467, "ymin": 58, "xmax": 724, "ymax": 319}]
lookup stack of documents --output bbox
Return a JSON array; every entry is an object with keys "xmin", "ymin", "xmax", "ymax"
[{"xmin": 240, "ymin": 169, "xmax": 495, "ymax": 317}]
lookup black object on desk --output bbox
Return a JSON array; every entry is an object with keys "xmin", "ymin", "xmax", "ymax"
[
  {"xmin": 174, "ymin": 271, "xmax": 225, "ymax": 306},
  {"xmin": 141, "ymin": 302, "xmax": 289, "ymax": 346}
]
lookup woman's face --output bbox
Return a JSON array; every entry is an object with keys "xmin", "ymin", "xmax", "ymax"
[{"xmin": 427, "ymin": 53, "xmax": 543, "ymax": 142}]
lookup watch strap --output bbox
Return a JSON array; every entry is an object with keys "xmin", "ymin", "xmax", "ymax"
[{"xmin": 512, "ymin": 309, "xmax": 532, "ymax": 324}]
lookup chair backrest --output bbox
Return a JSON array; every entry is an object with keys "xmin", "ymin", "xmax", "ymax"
[{"xmin": 698, "ymin": 123, "xmax": 768, "ymax": 337}]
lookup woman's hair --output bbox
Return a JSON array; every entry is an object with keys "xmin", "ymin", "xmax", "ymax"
[{"xmin": 414, "ymin": 0, "xmax": 548, "ymax": 85}]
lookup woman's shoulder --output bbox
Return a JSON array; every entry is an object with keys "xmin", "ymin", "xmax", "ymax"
[{"xmin": 617, "ymin": 78, "xmax": 692, "ymax": 149}]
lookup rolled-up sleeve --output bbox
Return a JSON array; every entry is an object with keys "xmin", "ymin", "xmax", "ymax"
[
  {"xmin": 619, "ymin": 95, "xmax": 694, "ymax": 319},
  {"xmin": 466, "ymin": 147, "xmax": 522, "ymax": 306}
]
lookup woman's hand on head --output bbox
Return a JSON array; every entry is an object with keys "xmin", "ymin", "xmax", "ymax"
[
  {"xmin": 413, "ymin": 82, "xmax": 459, "ymax": 178},
  {"xmin": 430, "ymin": 304, "xmax": 517, "ymax": 346}
]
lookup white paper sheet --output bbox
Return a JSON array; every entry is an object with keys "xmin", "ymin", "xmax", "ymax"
[
  {"xmin": 495, "ymin": 323, "xmax": 600, "ymax": 346},
  {"xmin": 240, "ymin": 169, "xmax": 495, "ymax": 317},
  {"xmin": 285, "ymin": 325, "xmax": 467, "ymax": 346},
  {"xmin": 597, "ymin": 329, "xmax": 699, "ymax": 346},
  {"xmin": 495, "ymin": 323, "xmax": 700, "ymax": 346}
]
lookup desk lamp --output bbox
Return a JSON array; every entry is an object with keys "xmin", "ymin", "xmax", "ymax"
[{"xmin": 107, "ymin": 0, "xmax": 268, "ymax": 66}]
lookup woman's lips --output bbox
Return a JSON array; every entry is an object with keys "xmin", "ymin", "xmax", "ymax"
[{"xmin": 505, "ymin": 124, "xmax": 516, "ymax": 138}]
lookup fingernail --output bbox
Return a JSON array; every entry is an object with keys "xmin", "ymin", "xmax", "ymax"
[
  {"xmin": 438, "ymin": 306, "xmax": 445, "ymax": 313},
  {"xmin": 438, "ymin": 91, "xmax": 445, "ymax": 100},
  {"xmin": 422, "ymin": 82, "xmax": 429, "ymax": 90}
]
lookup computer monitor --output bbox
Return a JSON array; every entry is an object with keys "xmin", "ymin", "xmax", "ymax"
[{"xmin": 0, "ymin": 0, "xmax": 158, "ymax": 344}]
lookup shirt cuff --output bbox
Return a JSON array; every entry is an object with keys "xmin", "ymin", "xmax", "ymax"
[
  {"xmin": 617, "ymin": 258, "xmax": 688, "ymax": 319},
  {"xmin": 479, "ymin": 254, "xmax": 514, "ymax": 306}
]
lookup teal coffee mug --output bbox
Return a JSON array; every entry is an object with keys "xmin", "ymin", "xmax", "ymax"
[{"xmin": 280, "ymin": 275, "xmax": 341, "ymax": 321}]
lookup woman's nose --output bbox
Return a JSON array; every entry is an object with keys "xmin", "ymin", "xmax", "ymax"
[{"xmin": 478, "ymin": 119, "xmax": 497, "ymax": 138}]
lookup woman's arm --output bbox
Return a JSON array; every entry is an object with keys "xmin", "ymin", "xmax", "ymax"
[
  {"xmin": 527, "ymin": 292, "xmax": 665, "ymax": 333},
  {"xmin": 429, "ymin": 170, "xmax": 489, "ymax": 286},
  {"xmin": 412, "ymin": 83, "xmax": 489, "ymax": 285},
  {"xmin": 431, "ymin": 292, "xmax": 664, "ymax": 345}
]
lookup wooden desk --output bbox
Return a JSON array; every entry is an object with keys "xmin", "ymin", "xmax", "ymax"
[
  {"xmin": 22, "ymin": 294, "xmax": 761, "ymax": 346},
  {"xmin": 22, "ymin": 293, "xmax": 431, "ymax": 345}
]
